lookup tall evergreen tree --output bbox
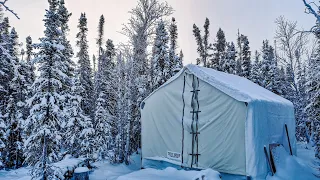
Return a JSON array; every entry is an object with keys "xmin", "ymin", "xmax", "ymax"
[
  {"xmin": 25, "ymin": 36, "xmax": 35, "ymax": 89},
  {"xmin": 94, "ymin": 15, "xmax": 105, "ymax": 120},
  {"xmin": 222, "ymin": 42, "xmax": 236, "ymax": 74},
  {"xmin": 113, "ymin": 52, "xmax": 127, "ymax": 163},
  {"xmin": 152, "ymin": 20, "xmax": 170, "ymax": 90},
  {"xmin": 192, "ymin": 18, "xmax": 212, "ymax": 67},
  {"xmin": 212, "ymin": 28, "xmax": 226, "ymax": 70},
  {"xmin": 240, "ymin": 35, "xmax": 251, "ymax": 79},
  {"xmin": 168, "ymin": 17, "xmax": 180, "ymax": 76},
  {"xmin": 93, "ymin": 39, "xmax": 116, "ymax": 160},
  {"xmin": 24, "ymin": 0, "xmax": 71, "ymax": 178},
  {"xmin": 306, "ymin": 51, "xmax": 320, "ymax": 158},
  {"xmin": 0, "ymin": 15, "xmax": 11, "ymax": 166},
  {"xmin": 93, "ymin": 54, "xmax": 97, "ymax": 72},
  {"xmin": 76, "ymin": 13, "xmax": 94, "ymax": 118},
  {"xmin": 261, "ymin": 40, "xmax": 272, "ymax": 88},
  {"xmin": 64, "ymin": 72, "xmax": 94, "ymax": 158},
  {"xmin": 96, "ymin": 15, "xmax": 105, "ymax": 63},
  {"xmin": 251, "ymin": 51, "xmax": 263, "ymax": 86},
  {"xmin": 58, "ymin": 0, "xmax": 74, "ymax": 93},
  {"xmin": 193, "ymin": 24, "xmax": 203, "ymax": 66},
  {"xmin": 3, "ymin": 28, "xmax": 26, "ymax": 169},
  {"xmin": 236, "ymin": 30, "xmax": 243, "ymax": 75},
  {"xmin": 93, "ymin": 92, "xmax": 111, "ymax": 160},
  {"xmin": 296, "ymin": 60, "xmax": 308, "ymax": 141},
  {"xmin": 179, "ymin": 50, "xmax": 184, "ymax": 65}
]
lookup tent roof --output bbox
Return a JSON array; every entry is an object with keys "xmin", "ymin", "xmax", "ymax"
[{"xmin": 145, "ymin": 64, "xmax": 293, "ymax": 106}]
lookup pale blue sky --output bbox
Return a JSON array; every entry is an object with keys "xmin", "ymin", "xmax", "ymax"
[{"xmin": 5, "ymin": 0, "xmax": 316, "ymax": 64}]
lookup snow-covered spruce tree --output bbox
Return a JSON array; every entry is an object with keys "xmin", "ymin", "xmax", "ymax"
[
  {"xmin": 64, "ymin": 71, "xmax": 94, "ymax": 158},
  {"xmin": 93, "ymin": 92, "xmax": 111, "ymax": 160},
  {"xmin": 93, "ymin": 39, "xmax": 116, "ymax": 160},
  {"xmin": 285, "ymin": 63, "xmax": 297, "ymax": 103},
  {"xmin": 250, "ymin": 50, "xmax": 263, "ymax": 86},
  {"xmin": 259, "ymin": 40, "xmax": 280, "ymax": 94},
  {"xmin": 296, "ymin": 60, "xmax": 308, "ymax": 141},
  {"xmin": 168, "ymin": 17, "xmax": 181, "ymax": 76},
  {"xmin": 222, "ymin": 42, "xmax": 236, "ymax": 74},
  {"xmin": 0, "ymin": 113, "xmax": 5, "ymax": 159},
  {"xmin": 0, "ymin": 7, "xmax": 20, "ymax": 167},
  {"xmin": 240, "ymin": 35, "xmax": 251, "ymax": 79},
  {"xmin": 76, "ymin": 13, "xmax": 94, "ymax": 119},
  {"xmin": 112, "ymin": 52, "xmax": 127, "ymax": 164},
  {"xmin": 58, "ymin": 0, "xmax": 75, "ymax": 156},
  {"xmin": 236, "ymin": 30, "xmax": 243, "ymax": 75},
  {"xmin": 0, "ymin": 14, "xmax": 11, "ymax": 167},
  {"xmin": 267, "ymin": 53, "xmax": 282, "ymax": 96},
  {"xmin": 25, "ymin": 36, "xmax": 35, "ymax": 91},
  {"xmin": 192, "ymin": 18, "xmax": 213, "ymax": 67},
  {"xmin": 306, "ymin": 44, "xmax": 320, "ymax": 158},
  {"xmin": 0, "ymin": 17, "xmax": 11, "ymax": 119},
  {"xmin": 179, "ymin": 50, "xmax": 184, "ymax": 66},
  {"xmin": 101, "ymin": 39, "xmax": 116, "ymax": 116},
  {"xmin": 101, "ymin": 39, "xmax": 117, "ymax": 147},
  {"xmin": 58, "ymin": 0, "xmax": 74, "ymax": 96},
  {"xmin": 93, "ymin": 54, "xmax": 96, "ymax": 72},
  {"xmin": 26, "ymin": 36, "xmax": 33, "ymax": 61},
  {"xmin": 152, "ymin": 20, "xmax": 170, "ymax": 90},
  {"xmin": 260, "ymin": 40, "xmax": 272, "ymax": 88},
  {"xmin": 123, "ymin": 57, "xmax": 135, "ymax": 165},
  {"xmin": 24, "ymin": 0, "xmax": 70, "ymax": 178},
  {"xmin": 96, "ymin": 15, "xmax": 105, "ymax": 60},
  {"xmin": 94, "ymin": 14, "xmax": 105, "ymax": 119},
  {"xmin": 3, "ymin": 28, "xmax": 26, "ymax": 169},
  {"xmin": 278, "ymin": 66, "xmax": 288, "ymax": 97},
  {"xmin": 192, "ymin": 24, "xmax": 203, "ymax": 66},
  {"xmin": 212, "ymin": 28, "xmax": 226, "ymax": 71},
  {"xmin": 261, "ymin": 41, "xmax": 282, "ymax": 95}
]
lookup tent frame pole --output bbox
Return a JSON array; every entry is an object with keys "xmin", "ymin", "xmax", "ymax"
[
  {"xmin": 181, "ymin": 75, "xmax": 186, "ymax": 167},
  {"xmin": 189, "ymin": 75, "xmax": 201, "ymax": 167}
]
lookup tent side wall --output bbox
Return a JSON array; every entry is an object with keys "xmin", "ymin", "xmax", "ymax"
[
  {"xmin": 245, "ymin": 100, "xmax": 296, "ymax": 179},
  {"xmin": 141, "ymin": 72, "xmax": 247, "ymax": 176}
]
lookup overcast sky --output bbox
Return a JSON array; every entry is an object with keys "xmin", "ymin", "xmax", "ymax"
[{"xmin": 5, "ymin": 0, "xmax": 316, "ymax": 64}]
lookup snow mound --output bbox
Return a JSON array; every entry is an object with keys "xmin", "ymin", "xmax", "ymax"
[
  {"xmin": 74, "ymin": 167, "xmax": 89, "ymax": 173},
  {"xmin": 52, "ymin": 154, "xmax": 85, "ymax": 173},
  {"xmin": 192, "ymin": 169, "xmax": 221, "ymax": 180},
  {"xmin": 267, "ymin": 145, "xmax": 317, "ymax": 180},
  {"xmin": 117, "ymin": 167, "xmax": 220, "ymax": 180}
]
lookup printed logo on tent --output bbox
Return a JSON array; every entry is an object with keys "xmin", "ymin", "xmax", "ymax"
[{"xmin": 167, "ymin": 151, "xmax": 181, "ymax": 162}]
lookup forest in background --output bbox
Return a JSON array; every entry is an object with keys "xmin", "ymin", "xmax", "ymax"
[{"xmin": 0, "ymin": 0, "xmax": 319, "ymax": 179}]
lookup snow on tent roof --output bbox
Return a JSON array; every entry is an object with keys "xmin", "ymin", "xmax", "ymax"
[{"xmin": 145, "ymin": 64, "xmax": 293, "ymax": 106}]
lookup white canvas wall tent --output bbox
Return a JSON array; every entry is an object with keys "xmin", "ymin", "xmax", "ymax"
[{"xmin": 140, "ymin": 64, "xmax": 296, "ymax": 179}]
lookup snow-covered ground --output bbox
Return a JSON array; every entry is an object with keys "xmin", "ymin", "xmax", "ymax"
[
  {"xmin": 0, "ymin": 143, "xmax": 318, "ymax": 180},
  {"xmin": 0, "ymin": 167, "xmax": 31, "ymax": 180}
]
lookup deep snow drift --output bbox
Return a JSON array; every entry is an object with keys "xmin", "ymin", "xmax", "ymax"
[{"xmin": 267, "ymin": 144, "xmax": 318, "ymax": 180}]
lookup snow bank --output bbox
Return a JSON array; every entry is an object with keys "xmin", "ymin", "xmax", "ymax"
[
  {"xmin": 52, "ymin": 154, "xmax": 85, "ymax": 176},
  {"xmin": 74, "ymin": 167, "xmax": 89, "ymax": 173},
  {"xmin": 267, "ymin": 145, "xmax": 317, "ymax": 180},
  {"xmin": 90, "ymin": 153, "xmax": 141, "ymax": 180},
  {"xmin": 0, "ymin": 167, "xmax": 31, "ymax": 180},
  {"xmin": 117, "ymin": 167, "xmax": 220, "ymax": 180}
]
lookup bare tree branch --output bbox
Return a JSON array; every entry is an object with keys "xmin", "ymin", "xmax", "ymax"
[
  {"xmin": 302, "ymin": 0, "xmax": 320, "ymax": 22},
  {"xmin": 0, "ymin": 0, "xmax": 20, "ymax": 19}
]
